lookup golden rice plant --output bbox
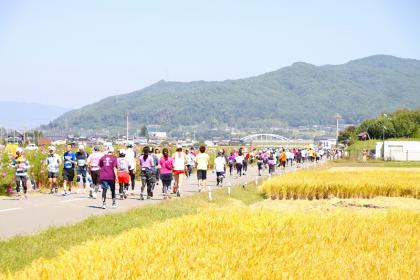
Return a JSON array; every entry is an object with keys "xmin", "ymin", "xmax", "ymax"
[
  {"xmin": 3, "ymin": 209, "xmax": 419, "ymax": 279},
  {"xmin": 261, "ymin": 169, "xmax": 420, "ymax": 200}
]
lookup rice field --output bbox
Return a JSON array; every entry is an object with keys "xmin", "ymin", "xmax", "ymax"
[
  {"xmin": 2, "ymin": 209, "xmax": 418, "ymax": 280},
  {"xmin": 261, "ymin": 169, "xmax": 420, "ymax": 200}
]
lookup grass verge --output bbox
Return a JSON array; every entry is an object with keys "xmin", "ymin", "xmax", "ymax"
[{"xmin": 0, "ymin": 181, "xmax": 265, "ymax": 273}]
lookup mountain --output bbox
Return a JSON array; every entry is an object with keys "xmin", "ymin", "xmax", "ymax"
[
  {"xmin": 0, "ymin": 102, "xmax": 70, "ymax": 129},
  {"xmin": 47, "ymin": 55, "xmax": 420, "ymax": 133}
]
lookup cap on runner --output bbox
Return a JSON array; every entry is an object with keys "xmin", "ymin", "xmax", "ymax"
[
  {"xmin": 94, "ymin": 145, "xmax": 100, "ymax": 151},
  {"xmin": 78, "ymin": 144, "xmax": 85, "ymax": 150},
  {"xmin": 16, "ymin": 147, "xmax": 23, "ymax": 154},
  {"xmin": 48, "ymin": 146, "xmax": 56, "ymax": 151},
  {"xmin": 107, "ymin": 146, "xmax": 114, "ymax": 153},
  {"xmin": 119, "ymin": 149, "xmax": 126, "ymax": 156}
]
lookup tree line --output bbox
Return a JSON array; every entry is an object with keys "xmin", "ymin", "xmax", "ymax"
[{"xmin": 339, "ymin": 108, "xmax": 420, "ymax": 144}]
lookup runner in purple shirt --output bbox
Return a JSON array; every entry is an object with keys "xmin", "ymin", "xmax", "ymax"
[
  {"xmin": 139, "ymin": 146, "xmax": 155, "ymax": 200},
  {"xmin": 99, "ymin": 146, "xmax": 118, "ymax": 209}
]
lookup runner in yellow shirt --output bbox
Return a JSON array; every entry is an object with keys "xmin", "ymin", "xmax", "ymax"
[{"xmin": 195, "ymin": 145, "xmax": 209, "ymax": 192}]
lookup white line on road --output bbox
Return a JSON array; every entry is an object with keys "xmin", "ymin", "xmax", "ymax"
[
  {"xmin": 60, "ymin": 198, "xmax": 89, "ymax": 203},
  {"xmin": 0, "ymin": 207, "xmax": 21, "ymax": 213}
]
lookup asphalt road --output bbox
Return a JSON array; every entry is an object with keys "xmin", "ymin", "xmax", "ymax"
[{"xmin": 0, "ymin": 162, "xmax": 320, "ymax": 239}]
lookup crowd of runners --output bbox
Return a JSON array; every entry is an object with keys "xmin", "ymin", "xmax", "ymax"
[{"xmin": 10, "ymin": 144, "xmax": 325, "ymax": 208}]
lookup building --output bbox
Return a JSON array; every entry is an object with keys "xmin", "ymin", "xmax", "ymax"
[
  {"xmin": 315, "ymin": 137, "xmax": 337, "ymax": 149},
  {"xmin": 375, "ymin": 141, "xmax": 420, "ymax": 161},
  {"xmin": 149, "ymin": 131, "xmax": 167, "ymax": 139},
  {"xmin": 6, "ymin": 131, "xmax": 24, "ymax": 144}
]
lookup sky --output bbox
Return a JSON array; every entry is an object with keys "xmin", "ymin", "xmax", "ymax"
[{"xmin": 0, "ymin": 0, "xmax": 419, "ymax": 108}]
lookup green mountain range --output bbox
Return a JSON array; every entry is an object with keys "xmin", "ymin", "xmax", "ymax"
[{"xmin": 46, "ymin": 55, "xmax": 420, "ymax": 133}]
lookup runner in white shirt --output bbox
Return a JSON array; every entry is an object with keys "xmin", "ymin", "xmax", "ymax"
[
  {"xmin": 125, "ymin": 143, "xmax": 136, "ymax": 194},
  {"xmin": 214, "ymin": 150, "xmax": 226, "ymax": 187},
  {"xmin": 235, "ymin": 151, "xmax": 244, "ymax": 177},
  {"xmin": 46, "ymin": 146, "xmax": 61, "ymax": 194}
]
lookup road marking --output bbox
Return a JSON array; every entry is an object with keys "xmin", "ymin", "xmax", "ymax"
[
  {"xmin": 60, "ymin": 198, "xmax": 89, "ymax": 203},
  {"xmin": 0, "ymin": 207, "xmax": 21, "ymax": 213}
]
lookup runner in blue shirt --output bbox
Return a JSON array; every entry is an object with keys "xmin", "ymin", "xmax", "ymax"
[{"xmin": 62, "ymin": 144, "xmax": 76, "ymax": 196}]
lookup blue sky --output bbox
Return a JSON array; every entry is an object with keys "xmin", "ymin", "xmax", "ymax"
[{"xmin": 0, "ymin": 0, "xmax": 419, "ymax": 108}]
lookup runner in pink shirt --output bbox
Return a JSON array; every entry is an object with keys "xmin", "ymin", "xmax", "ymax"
[
  {"xmin": 87, "ymin": 146, "xmax": 105, "ymax": 199},
  {"xmin": 159, "ymin": 148, "xmax": 174, "ymax": 198}
]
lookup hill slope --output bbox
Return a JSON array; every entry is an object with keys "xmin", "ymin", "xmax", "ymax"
[{"xmin": 47, "ymin": 55, "xmax": 420, "ymax": 131}]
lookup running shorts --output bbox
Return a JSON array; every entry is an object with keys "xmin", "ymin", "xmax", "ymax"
[
  {"xmin": 90, "ymin": 170, "xmax": 100, "ymax": 185},
  {"xmin": 48, "ymin": 172, "xmax": 58, "ymax": 179},
  {"xmin": 197, "ymin": 169, "xmax": 207, "ymax": 180},
  {"xmin": 173, "ymin": 170, "xmax": 184, "ymax": 175},
  {"xmin": 62, "ymin": 168, "xmax": 75, "ymax": 181},
  {"xmin": 117, "ymin": 172, "xmax": 130, "ymax": 184}
]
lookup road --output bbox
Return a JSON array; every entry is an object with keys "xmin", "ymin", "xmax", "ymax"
[{"xmin": 0, "ymin": 162, "xmax": 319, "ymax": 239}]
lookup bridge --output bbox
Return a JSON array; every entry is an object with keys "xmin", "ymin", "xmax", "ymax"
[{"xmin": 240, "ymin": 134, "xmax": 290, "ymax": 143}]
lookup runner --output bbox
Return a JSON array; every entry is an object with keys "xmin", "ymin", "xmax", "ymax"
[
  {"xmin": 185, "ymin": 149, "xmax": 194, "ymax": 178},
  {"xmin": 86, "ymin": 145, "xmax": 104, "ymax": 198},
  {"xmin": 235, "ymin": 150, "xmax": 244, "ymax": 177},
  {"xmin": 45, "ymin": 146, "xmax": 61, "ymax": 194},
  {"xmin": 256, "ymin": 151, "xmax": 264, "ymax": 176},
  {"xmin": 117, "ymin": 149, "xmax": 130, "ymax": 200},
  {"xmin": 308, "ymin": 148, "xmax": 314, "ymax": 162},
  {"xmin": 12, "ymin": 148, "xmax": 30, "ymax": 199},
  {"xmin": 125, "ymin": 143, "xmax": 136, "ymax": 195},
  {"xmin": 242, "ymin": 148, "xmax": 249, "ymax": 174},
  {"xmin": 249, "ymin": 149, "xmax": 255, "ymax": 167},
  {"xmin": 279, "ymin": 148, "xmax": 287, "ymax": 169},
  {"xmin": 301, "ymin": 148, "xmax": 307, "ymax": 163},
  {"xmin": 228, "ymin": 152, "xmax": 235, "ymax": 176},
  {"xmin": 286, "ymin": 149, "xmax": 294, "ymax": 166},
  {"xmin": 75, "ymin": 145, "xmax": 89, "ymax": 193},
  {"xmin": 172, "ymin": 145, "xmax": 186, "ymax": 197},
  {"xmin": 296, "ymin": 148, "xmax": 303, "ymax": 168},
  {"xmin": 268, "ymin": 153, "xmax": 276, "ymax": 175},
  {"xmin": 62, "ymin": 144, "xmax": 76, "ymax": 196},
  {"xmin": 159, "ymin": 148, "xmax": 174, "ymax": 198},
  {"xmin": 139, "ymin": 146, "xmax": 155, "ymax": 200},
  {"xmin": 152, "ymin": 148, "xmax": 161, "ymax": 186},
  {"xmin": 99, "ymin": 146, "xmax": 118, "ymax": 209},
  {"xmin": 314, "ymin": 149, "xmax": 320, "ymax": 163},
  {"xmin": 214, "ymin": 150, "xmax": 226, "ymax": 187},
  {"xmin": 262, "ymin": 149, "xmax": 269, "ymax": 170},
  {"xmin": 195, "ymin": 145, "xmax": 209, "ymax": 192}
]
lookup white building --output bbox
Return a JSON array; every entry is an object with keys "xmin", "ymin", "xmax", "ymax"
[
  {"xmin": 317, "ymin": 138, "xmax": 337, "ymax": 149},
  {"xmin": 376, "ymin": 141, "xmax": 420, "ymax": 161},
  {"xmin": 149, "ymin": 131, "xmax": 167, "ymax": 139}
]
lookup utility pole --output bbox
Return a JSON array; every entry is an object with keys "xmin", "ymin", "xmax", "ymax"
[{"xmin": 335, "ymin": 113, "xmax": 341, "ymax": 146}]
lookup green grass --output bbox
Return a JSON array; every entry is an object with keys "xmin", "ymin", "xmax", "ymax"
[
  {"xmin": 383, "ymin": 161, "xmax": 420, "ymax": 167},
  {"xmin": 347, "ymin": 138, "xmax": 420, "ymax": 152},
  {"xmin": 0, "ymin": 181, "xmax": 265, "ymax": 273},
  {"xmin": 346, "ymin": 140, "xmax": 377, "ymax": 151}
]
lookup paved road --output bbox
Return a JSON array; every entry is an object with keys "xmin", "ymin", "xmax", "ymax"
[{"xmin": 0, "ymin": 162, "xmax": 320, "ymax": 239}]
